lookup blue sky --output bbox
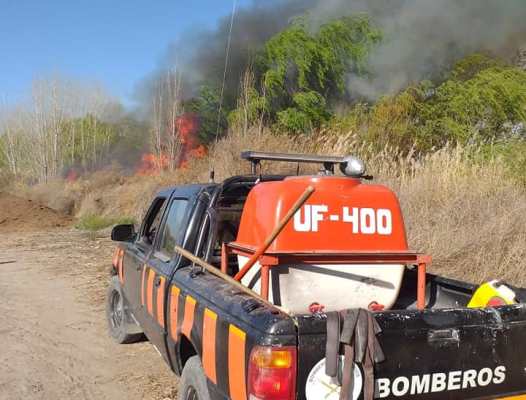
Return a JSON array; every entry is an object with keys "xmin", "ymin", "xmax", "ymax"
[{"xmin": 0, "ymin": 0, "xmax": 250, "ymax": 104}]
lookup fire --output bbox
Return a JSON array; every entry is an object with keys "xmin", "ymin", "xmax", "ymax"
[
  {"xmin": 136, "ymin": 153, "xmax": 170, "ymax": 176},
  {"xmin": 179, "ymin": 145, "xmax": 208, "ymax": 170},
  {"xmin": 189, "ymin": 145, "xmax": 207, "ymax": 159},
  {"xmin": 176, "ymin": 113, "xmax": 200, "ymax": 147},
  {"xmin": 176, "ymin": 114, "xmax": 206, "ymax": 169},
  {"xmin": 135, "ymin": 113, "xmax": 207, "ymax": 175},
  {"xmin": 66, "ymin": 169, "xmax": 79, "ymax": 183}
]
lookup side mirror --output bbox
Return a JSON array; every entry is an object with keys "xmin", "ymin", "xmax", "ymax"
[{"xmin": 111, "ymin": 224, "xmax": 136, "ymax": 242}]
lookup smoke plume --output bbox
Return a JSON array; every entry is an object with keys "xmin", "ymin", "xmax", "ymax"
[
  {"xmin": 312, "ymin": 0, "xmax": 526, "ymax": 98},
  {"xmin": 142, "ymin": 0, "xmax": 526, "ymax": 104},
  {"xmin": 138, "ymin": 0, "xmax": 314, "ymax": 107}
]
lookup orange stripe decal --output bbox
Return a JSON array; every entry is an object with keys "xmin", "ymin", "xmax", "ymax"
[
  {"xmin": 202, "ymin": 308, "xmax": 218, "ymax": 384},
  {"xmin": 118, "ymin": 249, "xmax": 124, "ymax": 284},
  {"xmin": 228, "ymin": 324, "xmax": 247, "ymax": 400},
  {"xmin": 169, "ymin": 286, "xmax": 180, "ymax": 341},
  {"xmin": 156, "ymin": 276, "xmax": 166, "ymax": 327},
  {"xmin": 112, "ymin": 247, "xmax": 119, "ymax": 268},
  {"xmin": 141, "ymin": 265, "xmax": 147, "ymax": 306},
  {"xmin": 498, "ymin": 396, "xmax": 526, "ymax": 400},
  {"xmin": 181, "ymin": 296, "xmax": 196, "ymax": 338},
  {"xmin": 146, "ymin": 268, "xmax": 155, "ymax": 315}
]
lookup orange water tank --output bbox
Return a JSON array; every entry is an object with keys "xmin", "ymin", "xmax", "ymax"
[{"xmin": 235, "ymin": 176, "xmax": 408, "ymax": 253}]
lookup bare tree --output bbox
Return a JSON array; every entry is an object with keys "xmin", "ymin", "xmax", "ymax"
[
  {"xmin": 2, "ymin": 76, "xmax": 116, "ymax": 182},
  {"xmin": 1, "ymin": 75, "xmax": 124, "ymax": 182},
  {"xmin": 236, "ymin": 64, "xmax": 266, "ymax": 137},
  {"xmin": 151, "ymin": 79, "xmax": 164, "ymax": 172},
  {"xmin": 238, "ymin": 66, "xmax": 254, "ymax": 136},
  {"xmin": 149, "ymin": 68, "xmax": 185, "ymax": 173},
  {"xmin": 165, "ymin": 68, "xmax": 184, "ymax": 171}
]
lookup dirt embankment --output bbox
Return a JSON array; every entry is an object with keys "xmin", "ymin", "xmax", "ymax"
[{"xmin": 0, "ymin": 192, "xmax": 72, "ymax": 232}]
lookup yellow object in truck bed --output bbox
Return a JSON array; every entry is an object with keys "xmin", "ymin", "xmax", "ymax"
[{"xmin": 468, "ymin": 280, "xmax": 517, "ymax": 308}]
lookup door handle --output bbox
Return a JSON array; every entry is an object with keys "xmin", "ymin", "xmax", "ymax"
[
  {"xmin": 427, "ymin": 328, "xmax": 460, "ymax": 345},
  {"xmin": 154, "ymin": 276, "xmax": 162, "ymax": 287}
]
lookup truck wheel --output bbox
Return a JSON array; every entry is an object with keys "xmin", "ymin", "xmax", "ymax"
[
  {"xmin": 179, "ymin": 356, "xmax": 212, "ymax": 400},
  {"xmin": 106, "ymin": 275, "xmax": 144, "ymax": 344}
]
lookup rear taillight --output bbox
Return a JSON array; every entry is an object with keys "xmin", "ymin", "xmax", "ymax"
[{"xmin": 248, "ymin": 346, "xmax": 297, "ymax": 400}]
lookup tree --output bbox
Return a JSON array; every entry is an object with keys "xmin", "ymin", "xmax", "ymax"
[
  {"xmin": 259, "ymin": 15, "xmax": 381, "ymax": 133},
  {"xmin": 418, "ymin": 64, "xmax": 526, "ymax": 148},
  {"xmin": 61, "ymin": 114, "xmax": 119, "ymax": 170},
  {"xmin": 332, "ymin": 55, "xmax": 526, "ymax": 153},
  {"xmin": 149, "ymin": 69, "xmax": 185, "ymax": 172},
  {"xmin": 228, "ymin": 66, "xmax": 268, "ymax": 136},
  {"xmin": 186, "ymin": 86, "xmax": 227, "ymax": 143},
  {"xmin": 0, "ymin": 75, "xmax": 125, "ymax": 182}
]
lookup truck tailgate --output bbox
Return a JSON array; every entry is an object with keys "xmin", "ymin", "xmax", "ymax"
[{"xmin": 297, "ymin": 304, "xmax": 526, "ymax": 400}]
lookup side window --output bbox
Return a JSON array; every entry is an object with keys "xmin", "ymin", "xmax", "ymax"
[
  {"xmin": 159, "ymin": 199, "xmax": 189, "ymax": 257},
  {"xmin": 141, "ymin": 197, "xmax": 166, "ymax": 246}
]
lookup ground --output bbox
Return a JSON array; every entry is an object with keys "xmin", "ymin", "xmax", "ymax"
[{"xmin": 0, "ymin": 195, "xmax": 179, "ymax": 400}]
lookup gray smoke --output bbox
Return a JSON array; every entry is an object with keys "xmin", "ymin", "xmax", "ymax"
[
  {"xmin": 311, "ymin": 0, "xmax": 526, "ymax": 99},
  {"xmin": 138, "ymin": 0, "xmax": 314, "ymax": 108},
  {"xmin": 141, "ymin": 0, "xmax": 526, "ymax": 105}
]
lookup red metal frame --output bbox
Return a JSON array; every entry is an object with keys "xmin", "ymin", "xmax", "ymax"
[{"xmin": 222, "ymin": 243, "xmax": 432, "ymax": 311}]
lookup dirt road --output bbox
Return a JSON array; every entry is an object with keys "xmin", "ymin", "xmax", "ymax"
[{"xmin": 0, "ymin": 229, "xmax": 178, "ymax": 400}]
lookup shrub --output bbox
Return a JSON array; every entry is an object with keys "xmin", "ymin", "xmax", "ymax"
[
  {"xmin": 327, "ymin": 56, "xmax": 526, "ymax": 153},
  {"xmin": 75, "ymin": 214, "xmax": 136, "ymax": 231}
]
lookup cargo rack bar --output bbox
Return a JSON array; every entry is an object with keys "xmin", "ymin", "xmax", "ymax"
[{"xmin": 241, "ymin": 150, "xmax": 346, "ymax": 174}]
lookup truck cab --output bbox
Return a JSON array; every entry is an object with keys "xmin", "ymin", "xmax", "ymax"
[{"xmin": 107, "ymin": 151, "xmax": 526, "ymax": 400}]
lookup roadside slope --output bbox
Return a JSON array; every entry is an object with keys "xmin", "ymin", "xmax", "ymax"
[
  {"xmin": 0, "ymin": 192, "xmax": 71, "ymax": 233},
  {"xmin": 0, "ymin": 229, "xmax": 177, "ymax": 400}
]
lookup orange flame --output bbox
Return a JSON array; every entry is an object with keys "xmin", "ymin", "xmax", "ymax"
[
  {"xmin": 179, "ymin": 145, "xmax": 208, "ymax": 170},
  {"xmin": 135, "ymin": 113, "xmax": 207, "ymax": 175},
  {"xmin": 66, "ymin": 169, "xmax": 79, "ymax": 183},
  {"xmin": 136, "ymin": 153, "xmax": 170, "ymax": 176},
  {"xmin": 176, "ymin": 113, "xmax": 200, "ymax": 147},
  {"xmin": 189, "ymin": 145, "xmax": 207, "ymax": 159}
]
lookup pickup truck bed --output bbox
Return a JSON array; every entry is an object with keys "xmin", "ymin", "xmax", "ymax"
[{"xmin": 297, "ymin": 271, "xmax": 526, "ymax": 399}]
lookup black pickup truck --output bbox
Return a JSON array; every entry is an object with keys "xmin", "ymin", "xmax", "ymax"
[{"xmin": 107, "ymin": 151, "xmax": 526, "ymax": 400}]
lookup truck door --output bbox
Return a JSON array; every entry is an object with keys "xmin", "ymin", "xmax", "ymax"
[
  {"xmin": 140, "ymin": 196, "xmax": 190, "ymax": 363},
  {"xmin": 123, "ymin": 196, "xmax": 167, "ymax": 318}
]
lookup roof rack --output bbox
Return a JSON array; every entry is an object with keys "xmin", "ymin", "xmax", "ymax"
[{"xmin": 241, "ymin": 150, "xmax": 346, "ymax": 174}]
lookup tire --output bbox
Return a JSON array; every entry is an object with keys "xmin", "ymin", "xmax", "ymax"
[
  {"xmin": 106, "ymin": 275, "xmax": 144, "ymax": 344},
  {"xmin": 179, "ymin": 356, "xmax": 212, "ymax": 400}
]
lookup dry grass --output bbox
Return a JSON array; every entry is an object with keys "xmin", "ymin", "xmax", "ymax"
[
  {"xmin": 398, "ymin": 151, "xmax": 526, "ymax": 285},
  {"xmin": 312, "ymin": 132, "xmax": 526, "ymax": 284},
  {"xmin": 15, "ymin": 127, "xmax": 526, "ymax": 285},
  {"xmin": 204, "ymin": 129, "xmax": 526, "ymax": 285}
]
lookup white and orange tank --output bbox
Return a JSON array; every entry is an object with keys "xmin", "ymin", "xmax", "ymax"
[{"xmin": 231, "ymin": 176, "xmax": 409, "ymax": 313}]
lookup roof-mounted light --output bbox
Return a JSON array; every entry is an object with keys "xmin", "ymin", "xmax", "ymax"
[{"xmin": 340, "ymin": 156, "xmax": 366, "ymax": 178}]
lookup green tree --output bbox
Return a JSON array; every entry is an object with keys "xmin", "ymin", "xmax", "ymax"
[
  {"xmin": 260, "ymin": 15, "xmax": 381, "ymax": 133},
  {"xmin": 276, "ymin": 91, "xmax": 330, "ymax": 133},
  {"xmin": 449, "ymin": 53, "xmax": 503, "ymax": 82},
  {"xmin": 61, "ymin": 114, "xmax": 119, "ymax": 171},
  {"xmin": 0, "ymin": 137, "xmax": 7, "ymax": 170},
  {"xmin": 327, "ymin": 54, "xmax": 526, "ymax": 154},
  {"xmin": 186, "ymin": 86, "xmax": 228, "ymax": 143},
  {"xmin": 418, "ymin": 65, "xmax": 526, "ymax": 148}
]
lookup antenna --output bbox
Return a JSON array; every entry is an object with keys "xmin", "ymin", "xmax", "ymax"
[{"xmin": 215, "ymin": 0, "xmax": 237, "ymax": 142}]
